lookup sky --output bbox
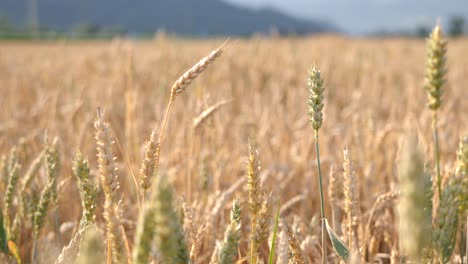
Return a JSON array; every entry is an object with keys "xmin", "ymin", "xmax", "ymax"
[{"xmin": 223, "ymin": 0, "xmax": 468, "ymax": 34}]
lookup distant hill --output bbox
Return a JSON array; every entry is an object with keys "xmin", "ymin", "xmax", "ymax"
[{"xmin": 0, "ymin": 0, "xmax": 336, "ymax": 36}]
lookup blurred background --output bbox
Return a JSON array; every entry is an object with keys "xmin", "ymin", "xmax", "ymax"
[{"xmin": 0, "ymin": 0, "xmax": 467, "ymax": 39}]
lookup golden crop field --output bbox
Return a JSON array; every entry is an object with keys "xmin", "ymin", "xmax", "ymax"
[{"xmin": 0, "ymin": 30, "xmax": 467, "ymax": 263}]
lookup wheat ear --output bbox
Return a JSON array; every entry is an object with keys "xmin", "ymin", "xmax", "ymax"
[
  {"xmin": 217, "ymin": 199, "xmax": 242, "ymax": 264},
  {"xmin": 343, "ymin": 148, "xmax": 360, "ymax": 251},
  {"xmin": 4, "ymin": 148, "xmax": 19, "ymax": 232},
  {"xmin": 156, "ymin": 42, "xmax": 228, "ymax": 176},
  {"xmin": 154, "ymin": 176, "xmax": 189, "ymax": 263},
  {"xmin": 398, "ymin": 135, "xmax": 432, "ymax": 261},
  {"xmin": 247, "ymin": 142, "xmax": 270, "ymax": 264},
  {"xmin": 73, "ymin": 153, "xmax": 98, "ymax": 228},
  {"xmin": 132, "ymin": 180, "xmax": 158, "ymax": 264},
  {"xmin": 94, "ymin": 109, "xmax": 128, "ymax": 264},
  {"xmin": 193, "ymin": 98, "xmax": 233, "ymax": 129},
  {"xmin": 424, "ymin": 22, "xmax": 447, "ymax": 199},
  {"xmin": 434, "ymin": 173, "xmax": 461, "ymax": 262},
  {"xmin": 456, "ymin": 136, "xmax": 467, "ymax": 215},
  {"xmin": 307, "ymin": 66, "xmax": 326, "ymax": 263},
  {"xmin": 56, "ymin": 226, "xmax": 87, "ymax": 264},
  {"xmin": 281, "ymin": 219, "xmax": 307, "ymax": 264},
  {"xmin": 31, "ymin": 139, "xmax": 60, "ymax": 263},
  {"xmin": 139, "ymin": 129, "xmax": 159, "ymax": 201}
]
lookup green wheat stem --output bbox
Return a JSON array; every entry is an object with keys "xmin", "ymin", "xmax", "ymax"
[
  {"xmin": 315, "ymin": 130, "xmax": 327, "ymax": 264},
  {"xmin": 466, "ymin": 216, "xmax": 468, "ymax": 263},
  {"xmin": 32, "ymin": 233, "xmax": 38, "ymax": 264},
  {"xmin": 432, "ymin": 113, "xmax": 441, "ymax": 198}
]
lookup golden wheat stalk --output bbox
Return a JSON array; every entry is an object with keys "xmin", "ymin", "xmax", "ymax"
[
  {"xmin": 94, "ymin": 109, "xmax": 129, "ymax": 264},
  {"xmin": 343, "ymin": 148, "xmax": 360, "ymax": 251},
  {"xmin": 56, "ymin": 226, "xmax": 87, "ymax": 264},
  {"xmin": 247, "ymin": 142, "xmax": 268, "ymax": 264},
  {"xmin": 155, "ymin": 41, "xmax": 229, "ymax": 177},
  {"xmin": 170, "ymin": 46, "xmax": 225, "ymax": 102},
  {"xmin": 281, "ymin": 219, "xmax": 306, "ymax": 264},
  {"xmin": 193, "ymin": 99, "xmax": 233, "ymax": 129},
  {"xmin": 139, "ymin": 129, "xmax": 159, "ymax": 200}
]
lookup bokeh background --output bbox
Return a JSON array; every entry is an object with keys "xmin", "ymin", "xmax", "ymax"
[
  {"xmin": 0, "ymin": 0, "xmax": 467, "ymax": 39},
  {"xmin": 0, "ymin": 1, "xmax": 467, "ymax": 263}
]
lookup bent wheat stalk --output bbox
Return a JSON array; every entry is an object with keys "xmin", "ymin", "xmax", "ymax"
[{"xmin": 155, "ymin": 41, "xmax": 228, "ymax": 173}]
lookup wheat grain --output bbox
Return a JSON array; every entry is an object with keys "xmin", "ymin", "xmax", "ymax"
[
  {"xmin": 94, "ymin": 109, "xmax": 127, "ymax": 263},
  {"xmin": 307, "ymin": 67, "xmax": 325, "ymax": 131},
  {"xmin": 170, "ymin": 45, "xmax": 225, "ymax": 102},
  {"xmin": 193, "ymin": 99, "xmax": 233, "ymax": 129},
  {"xmin": 424, "ymin": 23, "xmax": 447, "ymax": 111},
  {"xmin": 218, "ymin": 199, "xmax": 241, "ymax": 264},
  {"xmin": 281, "ymin": 219, "xmax": 307, "ymax": 264},
  {"xmin": 139, "ymin": 129, "xmax": 159, "ymax": 196},
  {"xmin": 73, "ymin": 153, "xmax": 98, "ymax": 227},
  {"xmin": 247, "ymin": 142, "xmax": 268, "ymax": 264},
  {"xmin": 56, "ymin": 227, "xmax": 86, "ymax": 264},
  {"xmin": 343, "ymin": 148, "xmax": 360, "ymax": 250}
]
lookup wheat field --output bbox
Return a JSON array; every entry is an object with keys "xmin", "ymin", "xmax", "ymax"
[{"xmin": 0, "ymin": 31, "xmax": 467, "ymax": 263}]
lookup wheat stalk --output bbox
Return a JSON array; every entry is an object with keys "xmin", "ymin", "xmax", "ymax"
[
  {"xmin": 424, "ymin": 22, "xmax": 447, "ymax": 199},
  {"xmin": 20, "ymin": 149, "xmax": 44, "ymax": 193},
  {"xmin": 366, "ymin": 190, "xmax": 399, "ymax": 239},
  {"xmin": 307, "ymin": 66, "xmax": 326, "ymax": 263},
  {"xmin": 4, "ymin": 151, "xmax": 19, "ymax": 232},
  {"xmin": 193, "ymin": 98, "xmax": 233, "ymax": 129},
  {"xmin": 56, "ymin": 226, "xmax": 87, "ymax": 264},
  {"xmin": 276, "ymin": 231, "xmax": 289, "ymax": 264},
  {"xmin": 94, "ymin": 109, "xmax": 128, "ymax": 264},
  {"xmin": 153, "ymin": 176, "xmax": 189, "ymax": 263},
  {"xmin": 247, "ymin": 142, "xmax": 269, "ymax": 264},
  {"xmin": 32, "ymin": 168, "xmax": 55, "ymax": 263},
  {"xmin": 73, "ymin": 152, "xmax": 98, "ymax": 228},
  {"xmin": 281, "ymin": 219, "xmax": 307, "ymax": 264},
  {"xmin": 434, "ymin": 173, "xmax": 461, "ymax": 262},
  {"xmin": 31, "ymin": 138, "xmax": 60, "ymax": 263},
  {"xmin": 328, "ymin": 166, "xmax": 339, "ymax": 231},
  {"xmin": 132, "ymin": 178, "xmax": 158, "ymax": 264},
  {"xmin": 456, "ymin": 136, "xmax": 468, "ymax": 215},
  {"xmin": 155, "ymin": 42, "xmax": 228, "ymax": 178},
  {"xmin": 398, "ymin": 135, "xmax": 432, "ymax": 261},
  {"xmin": 139, "ymin": 129, "xmax": 159, "ymax": 201},
  {"xmin": 343, "ymin": 148, "xmax": 360, "ymax": 251},
  {"xmin": 217, "ymin": 199, "xmax": 242, "ymax": 264}
]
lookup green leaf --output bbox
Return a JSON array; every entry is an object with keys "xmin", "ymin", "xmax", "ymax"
[
  {"xmin": 0, "ymin": 209, "xmax": 8, "ymax": 254},
  {"xmin": 268, "ymin": 206, "xmax": 281, "ymax": 264},
  {"xmin": 324, "ymin": 218, "xmax": 350, "ymax": 261}
]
